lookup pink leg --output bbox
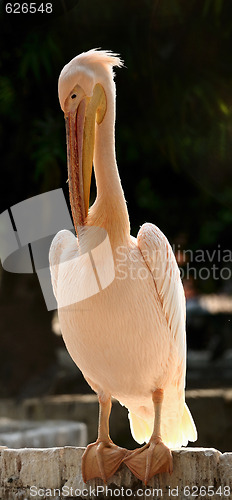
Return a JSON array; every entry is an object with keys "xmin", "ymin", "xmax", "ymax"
[{"xmin": 82, "ymin": 395, "xmax": 129, "ymax": 483}]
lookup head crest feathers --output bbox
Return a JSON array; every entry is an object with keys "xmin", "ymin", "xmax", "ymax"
[
  {"xmin": 58, "ymin": 49, "xmax": 123, "ymax": 111},
  {"xmin": 74, "ymin": 48, "xmax": 124, "ymax": 71}
]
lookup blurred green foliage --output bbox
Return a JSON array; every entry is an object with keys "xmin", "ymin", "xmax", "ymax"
[{"xmin": 0, "ymin": 0, "xmax": 232, "ymax": 292}]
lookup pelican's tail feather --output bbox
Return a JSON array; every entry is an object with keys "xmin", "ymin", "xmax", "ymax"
[
  {"xmin": 164, "ymin": 403, "xmax": 197, "ymax": 448},
  {"xmin": 128, "ymin": 403, "xmax": 197, "ymax": 448},
  {"xmin": 128, "ymin": 411, "xmax": 153, "ymax": 445},
  {"xmin": 180, "ymin": 403, "xmax": 197, "ymax": 445}
]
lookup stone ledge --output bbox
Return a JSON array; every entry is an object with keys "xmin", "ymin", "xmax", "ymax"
[{"xmin": 0, "ymin": 447, "xmax": 231, "ymax": 499}]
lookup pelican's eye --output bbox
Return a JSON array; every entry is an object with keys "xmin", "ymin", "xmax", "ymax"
[{"xmin": 71, "ymin": 94, "xmax": 77, "ymax": 99}]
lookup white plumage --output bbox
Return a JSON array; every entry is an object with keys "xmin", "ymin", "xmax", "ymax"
[{"xmin": 49, "ymin": 49, "xmax": 197, "ymax": 483}]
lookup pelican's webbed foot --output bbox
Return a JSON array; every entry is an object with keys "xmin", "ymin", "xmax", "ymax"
[
  {"xmin": 82, "ymin": 439, "xmax": 128, "ymax": 483},
  {"xmin": 123, "ymin": 437, "xmax": 173, "ymax": 484}
]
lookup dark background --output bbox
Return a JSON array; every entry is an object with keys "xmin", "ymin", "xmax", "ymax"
[{"xmin": 0, "ymin": 0, "xmax": 232, "ymax": 397}]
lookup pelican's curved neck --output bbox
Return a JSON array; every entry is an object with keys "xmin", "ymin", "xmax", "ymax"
[{"xmin": 90, "ymin": 76, "xmax": 130, "ymax": 242}]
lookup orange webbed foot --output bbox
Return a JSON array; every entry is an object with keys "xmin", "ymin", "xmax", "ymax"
[
  {"xmin": 82, "ymin": 440, "xmax": 129, "ymax": 483},
  {"xmin": 123, "ymin": 438, "xmax": 173, "ymax": 485}
]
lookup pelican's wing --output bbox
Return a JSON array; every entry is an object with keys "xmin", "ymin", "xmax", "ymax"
[
  {"xmin": 136, "ymin": 223, "xmax": 197, "ymax": 446},
  {"xmin": 137, "ymin": 223, "xmax": 186, "ymax": 388},
  {"xmin": 49, "ymin": 229, "xmax": 77, "ymax": 300}
]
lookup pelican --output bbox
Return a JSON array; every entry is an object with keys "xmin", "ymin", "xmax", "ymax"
[{"xmin": 49, "ymin": 49, "xmax": 197, "ymax": 485}]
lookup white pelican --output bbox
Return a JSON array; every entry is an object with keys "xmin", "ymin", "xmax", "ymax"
[{"xmin": 49, "ymin": 49, "xmax": 197, "ymax": 485}]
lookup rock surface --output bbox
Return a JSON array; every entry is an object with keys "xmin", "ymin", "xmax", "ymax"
[
  {"xmin": 0, "ymin": 447, "xmax": 231, "ymax": 499},
  {"xmin": 0, "ymin": 419, "xmax": 87, "ymax": 448}
]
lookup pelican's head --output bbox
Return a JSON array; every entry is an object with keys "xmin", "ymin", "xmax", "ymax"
[{"xmin": 58, "ymin": 49, "xmax": 123, "ymax": 231}]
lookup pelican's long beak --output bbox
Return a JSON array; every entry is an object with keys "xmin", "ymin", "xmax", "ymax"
[{"xmin": 65, "ymin": 84, "xmax": 107, "ymax": 233}]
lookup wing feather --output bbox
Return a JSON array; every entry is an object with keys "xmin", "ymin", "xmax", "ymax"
[
  {"xmin": 137, "ymin": 222, "xmax": 186, "ymax": 387},
  {"xmin": 136, "ymin": 223, "xmax": 197, "ymax": 446},
  {"xmin": 49, "ymin": 229, "xmax": 77, "ymax": 300}
]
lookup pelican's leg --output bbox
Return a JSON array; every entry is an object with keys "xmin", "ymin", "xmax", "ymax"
[
  {"xmin": 82, "ymin": 395, "xmax": 128, "ymax": 483},
  {"xmin": 123, "ymin": 389, "xmax": 173, "ymax": 484}
]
